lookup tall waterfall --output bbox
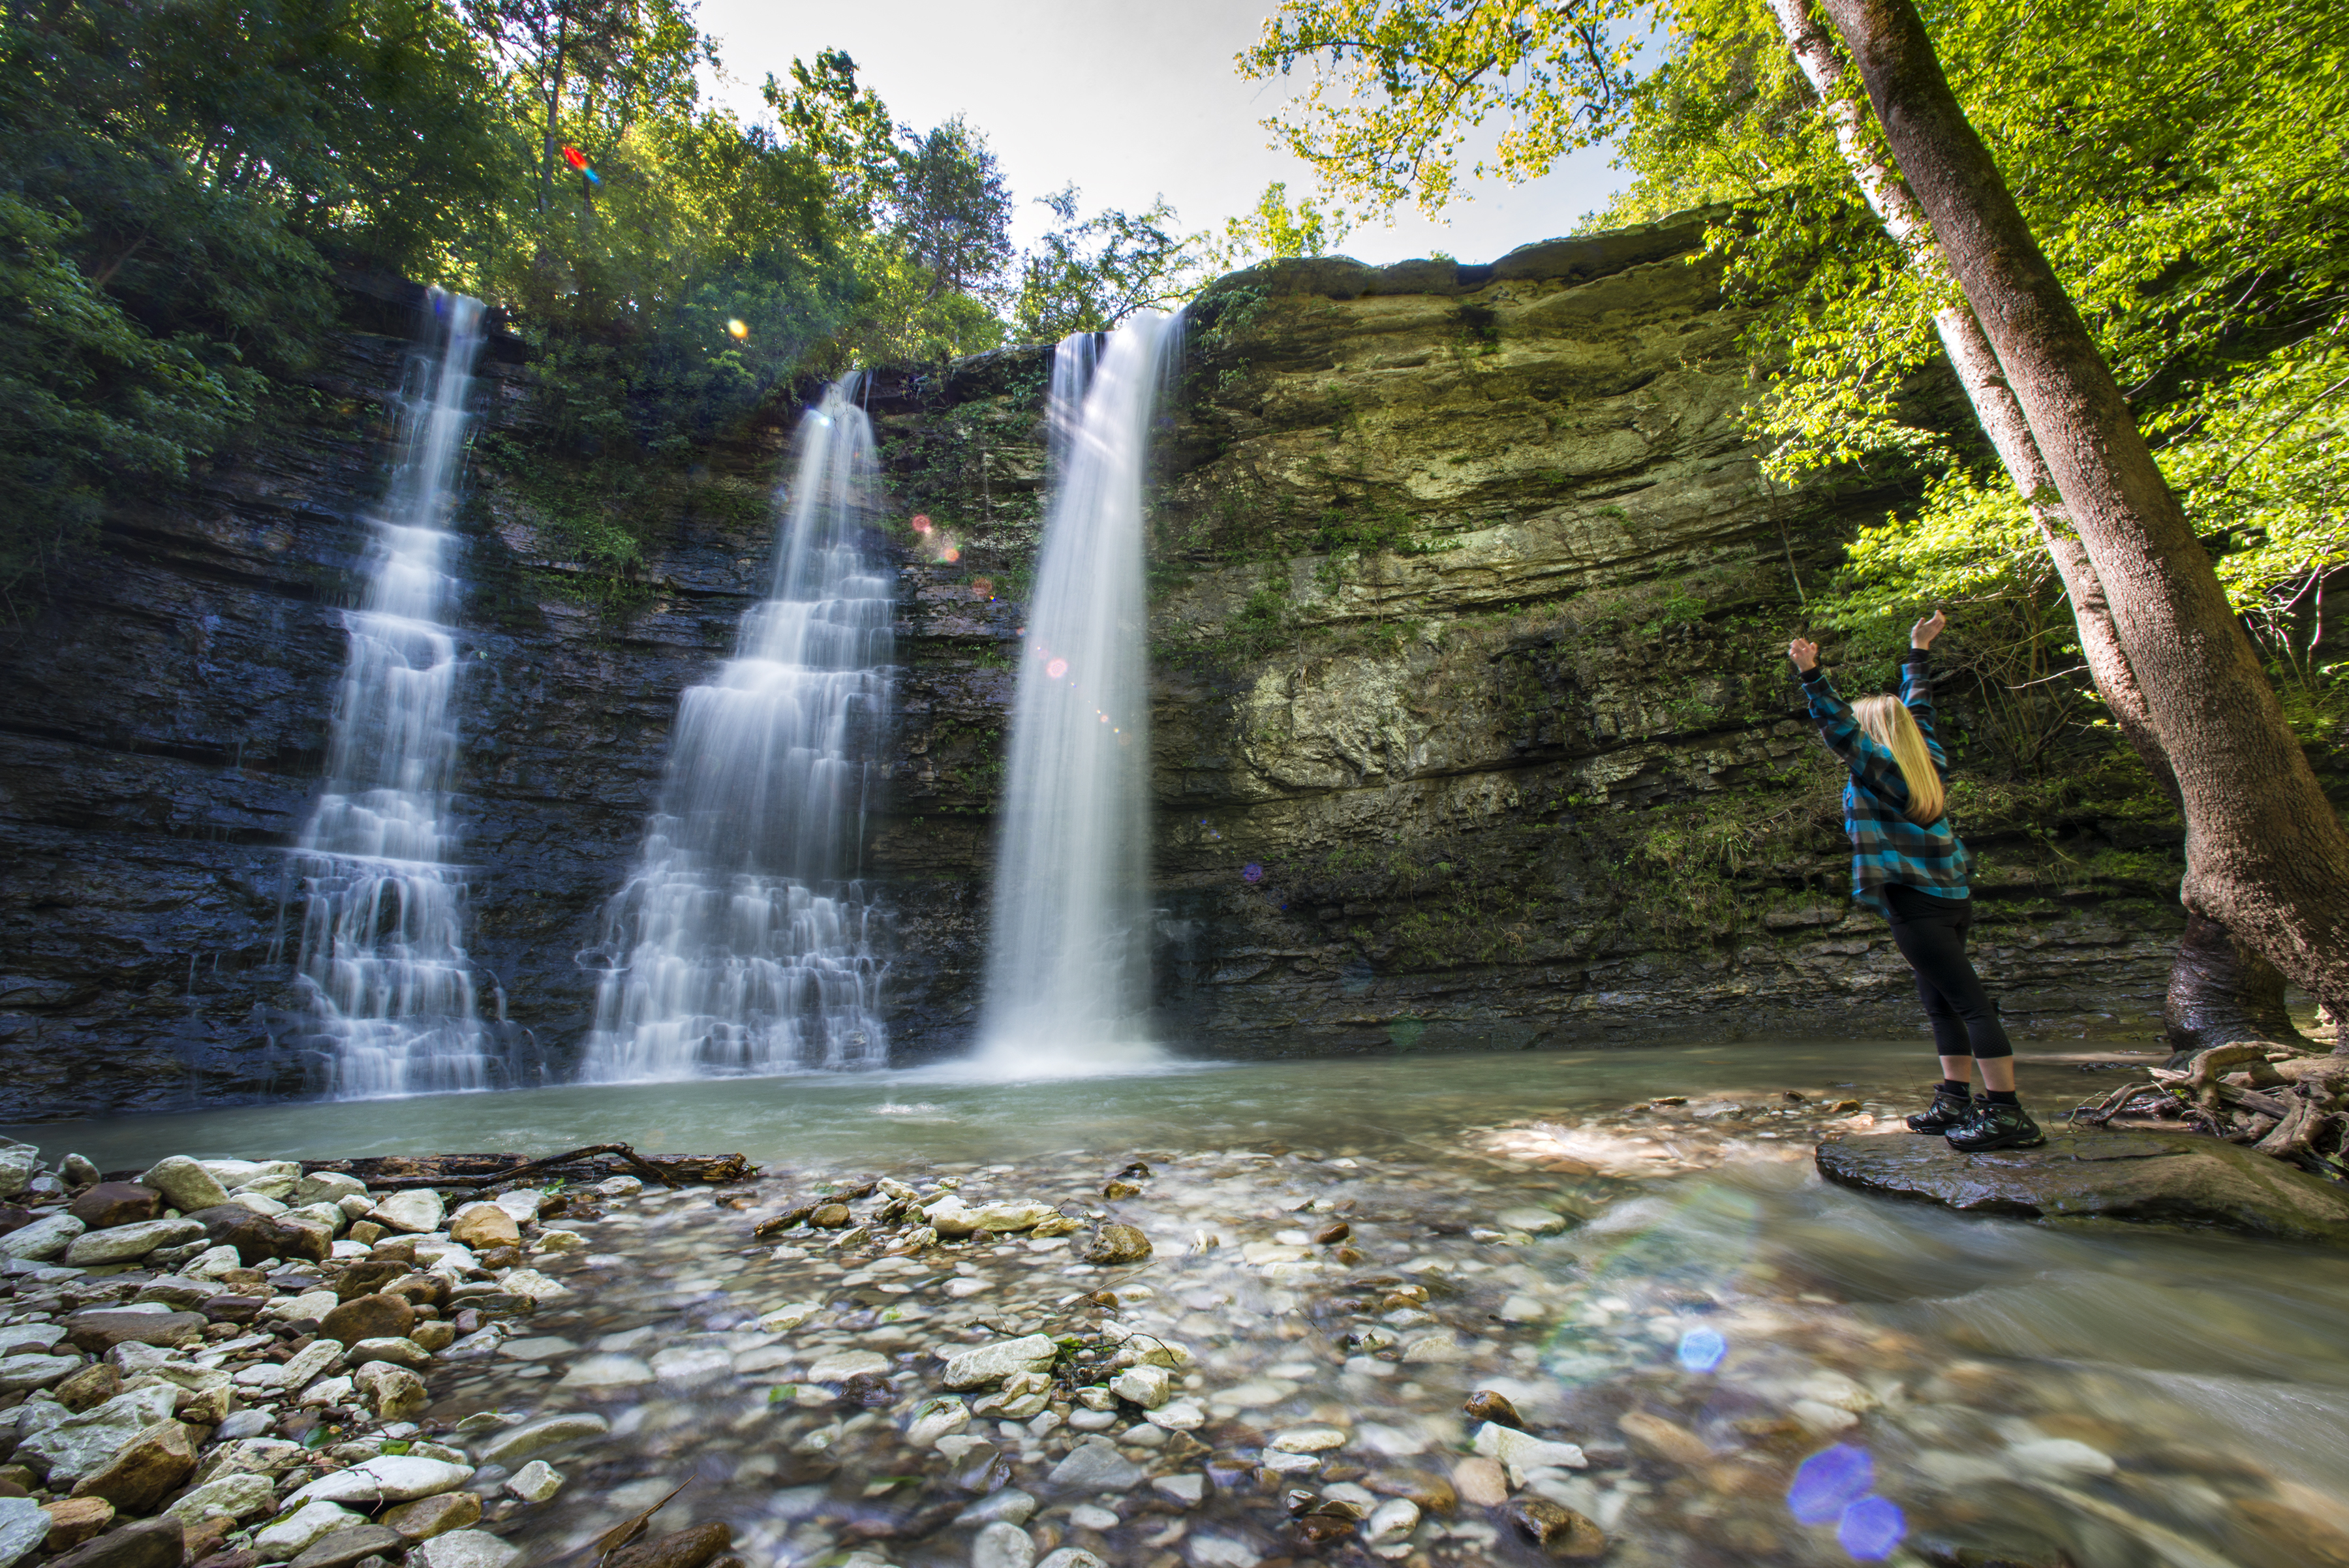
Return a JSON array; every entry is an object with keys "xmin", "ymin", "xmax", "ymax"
[
  {"xmin": 284, "ymin": 290, "xmax": 523, "ymax": 1098},
  {"xmin": 581, "ymin": 380, "xmax": 893, "ymax": 1081},
  {"xmin": 977, "ymin": 313, "xmax": 1180, "ymax": 1070}
]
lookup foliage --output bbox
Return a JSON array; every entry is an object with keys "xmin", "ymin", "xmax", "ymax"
[
  {"xmin": 1208, "ymin": 182, "xmax": 1354, "ymax": 269},
  {"xmin": 891, "ymin": 116, "xmax": 1015, "ymax": 303},
  {"xmin": 1012, "ymin": 187, "xmax": 1208, "ymax": 341}
]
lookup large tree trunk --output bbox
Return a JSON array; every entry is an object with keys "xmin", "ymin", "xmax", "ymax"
[
  {"xmin": 1815, "ymin": 0, "xmax": 2349, "ymax": 1037},
  {"xmin": 1770, "ymin": 0, "xmax": 2311, "ymax": 1051}
]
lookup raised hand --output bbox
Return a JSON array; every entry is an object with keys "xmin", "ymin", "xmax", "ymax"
[
  {"xmin": 1787, "ymin": 636, "xmax": 1820, "ymax": 672},
  {"xmin": 1911, "ymin": 608, "xmax": 1947, "ymax": 649}
]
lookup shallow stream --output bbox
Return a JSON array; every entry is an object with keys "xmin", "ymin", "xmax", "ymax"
[{"xmin": 16, "ymin": 1043, "xmax": 2348, "ymax": 1568}]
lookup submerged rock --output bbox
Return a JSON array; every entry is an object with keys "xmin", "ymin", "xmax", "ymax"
[{"xmin": 1816, "ymin": 1128, "xmax": 2349, "ymax": 1243}]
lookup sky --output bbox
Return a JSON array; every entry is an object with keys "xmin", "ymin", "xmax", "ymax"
[{"xmin": 693, "ymin": 0, "xmax": 1638, "ymax": 268}]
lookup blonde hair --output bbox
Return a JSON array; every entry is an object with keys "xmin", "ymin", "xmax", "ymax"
[{"xmin": 1852, "ymin": 694, "xmax": 1946, "ymax": 825}]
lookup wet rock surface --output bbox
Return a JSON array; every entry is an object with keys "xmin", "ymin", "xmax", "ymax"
[{"xmin": 1817, "ymin": 1126, "xmax": 2349, "ymax": 1242}]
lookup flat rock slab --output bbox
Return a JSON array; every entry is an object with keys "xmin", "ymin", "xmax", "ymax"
[{"xmin": 1817, "ymin": 1128, "xmax": 2349, "ymax": 1244}]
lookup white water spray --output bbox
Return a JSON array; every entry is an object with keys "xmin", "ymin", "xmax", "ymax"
[
  {"xmin": 581, "ymin": 380, "xmax": 893, "ymax": 1082},
  {"xmin": 285, "ymin": 291, "xmax": 525, "ymax": 1098},
  {"xmin": 976, "ymin": 314, "xmax": 1180, "ymax": 1073}
]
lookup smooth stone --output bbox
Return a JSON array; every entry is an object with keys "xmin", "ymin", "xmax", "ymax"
[
  {"xmin": 448, "ymin": 1206, "xmax": 519, "ymax": 1252},
  {"xmin": 321, "ymin": 1295, "xmax": 416, "ymax": 1345},
  {"xmin": 504, "ymin": 1461, "xmax": 562, "ymax": 1503},
  {"xmin": 288, "ymin": 1525, "xmax": 407, "ymax": 1568},
  {"xmin": 955, "ymin": 1490, "xmax": 1037, "ymax": 1529},
  {"xmin": 264, "ymin": 1291, "xmax": 341, "ymax": 1324},
  {"xmin": 369, "ymin": 1192, "xmax": 445, "ymax": 1235},
  {"xmin": 1509, "ymin": 1496, "xmax": 1608, "ymax": 1560},
  {"xmin": 407, "ymin": 1530, "xmax": 523, "ymax": 1568},
  {"xmin": 164, "ymin": 1473, "xmax": 278, "ymax": 1524},
  {"xmin": 254, "ymin": 1503, "xmax": 365, "ymax": 1560},
  {"xmin": 187, "ymin": 1207, "xmax": 329, "ymax": 1267},
  {"xmin": 1493, "ymin": 1207, "xmax": 1568, "ymax": 1236},
  {"xmin": 907, "ymin": 1397, "xmax": 970, "ymax": 1447},
  {"xmin": 1364, "ymin": 1498, "xmax": 1420, "ymax": 1546},
  {"xmin": 1047, "ymin": 1437, "xmax": 1145, "ymax": 1493},
  {"xmin": 0, "ymin": 1214, "xmax": 85, "ymax": 1262},
  {"xmin": 970, "ymin": 1521, "xmax": 1035, "ymax": 1568},
  {"xmin": 807, "ymin": 1349, "xmax": 890, "ymax": 1383},
  {"xmin": 469, "ymin": 1413, "xmax": 609, "ymax": 1469},
  {"xmin": 348, "ymin": 1336, "xmax": 431, "ymax": 1370},
  {"xmin": 67, "ymin": 1186, "xmax": 163, "ymax": 1232},
  {"xmin": 943, "ymin": 1335, "xmax": 1057, "ymax": 1391},
  {"xmin": 65, "ymin": 1221, "xmax": 207, "ymax": 1268},
  {"xmin": 1078, "ymin": 1224, "xmax": 1152, "ymax": 1265},
  {"xmin": 1151, "ymin": 1473, "xmax": 1206, "ymax": 1506},
  {"xmin": 1067, "ymin": 1505, "xmax": 1119, "ymax": 1531},
  {"xmin": 2007, "ymin": 1437, "xmax": 2116, "ymax": 1475},
  {"xmin": 556, "ymin": 1354, "xmax": 652, "ymax": 1389},
  {"xmin": 754, "ymin": 1302, "xmax": 820, "ymax": 1332},
  {"xmin": 378, "ymin": 1492, "xmax": 482, "ymax": 1541},
  {"xmin": 1270, "ymin": 1426, "xmax": 1348, "ymax": 1453},
  {"xmin": 0, "ymin": 1324, "xmax": 65, "ymax": 1355},
  {"xmin": 602, "ymin": 1522, "xmax": 729, "ymax": 1568},
  {"xmin": 968, "ymin": 1201, "xmax": 1057, "ymax": 1234},
  {"xmin": 286, "ymin": 1456, "xmax": 476, "ymax": 1508},
  {"xmin": 292, "ymin": 1173, "xmax": 369, "ymax": 1208},
  {"xmin": 488, "ymin": 1191, "xmax": 544, "ymax": 1226},
  {"xmin": 648, "ymin": 1346, "xmax": 732, "ymax": 1383},
  {"xmin": 352, "ymin": 1362, "xmax": 429, "ymax": 1421},
  {"xmin": 137, "ymin": 1160, "xmax": 230, "ymax": 1215},
  {"xmin": 1149, "ymin": 1401, "xmax": 1205, "ymax": 1432},
  {"xmin": 1473, "ymin": 1422, "xmax": 1588, "ymax": 1484},
  {"xmin": 498, "ymin": 1269, "xmax": 567, "ymax": 1304},
  {"xmin": 1034, "ymin": 1553, "xmax": 1105, "ymax": 1568},
  {"xmin": 1816, "ymin": 1127, "xmax": 2349, "ymax": 1243},
  {"xmin": 44, "ymin": 1516, "xmax": 183, "ymax": 1568}
]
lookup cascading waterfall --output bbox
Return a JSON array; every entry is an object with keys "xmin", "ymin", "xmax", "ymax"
[
  {"xmin": 976, "ymin": 313, "xmax": 1180, "ymax": 1071},
  {"xmin": 283, "ymin": 290, "xmax": 525, "ymax": 1098},
  {"xmin": 581, "ymin": 380, "xmax": 893, "ymax": 1081}
]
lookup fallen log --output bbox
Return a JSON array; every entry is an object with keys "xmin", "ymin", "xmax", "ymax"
[{"xmin": 301, "ymin": 1146, "xmax": 758, "ymax": 1193}]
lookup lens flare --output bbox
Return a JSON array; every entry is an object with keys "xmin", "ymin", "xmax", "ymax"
[
  {"xmin": 1676, "ymin": 1326, "xmax": 1727, "ymax": 1373},
  {"xmin": 726, "ymin": 319, "xmax": 748, "ymax": 339},
  {"xmin": 1787, "ymin": 1445, "xmax": 1873, "ymax": 1526},
  {"xmin": 1837, "ymin": 1496, "xmax": 1906, "ymax": 1561},
  {"xmin": 1047, "ymin": 658, "xmax": 1069, "ymax": 679},
  {"xmin": 941, "ymin": 547, "xmax": 960, "ymax": 563},
  {"xmin": 912, "ymin": 515, "xmax": 933, "ymax": 535},
  {"xmin": 1242, "ymin": 863, "xmax": 1264, "ymax": 884}
]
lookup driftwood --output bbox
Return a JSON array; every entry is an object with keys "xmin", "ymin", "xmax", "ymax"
[{"xmin": 301, "ymin": 1145, "xmax": 758, "ymax": 1193}]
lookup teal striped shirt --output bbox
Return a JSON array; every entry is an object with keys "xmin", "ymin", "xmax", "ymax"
[{"xmin": 1802, "ymin": 653, "xmax": 1972, "ymax": 917}]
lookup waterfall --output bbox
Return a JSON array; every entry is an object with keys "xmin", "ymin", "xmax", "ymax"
[
  {"xmin": 977, "ymin": 313, "xmax": 1180, "ymax": 1071},
  {"xmin": 284, "ymin": 290, "xmax": 524, "ymax": 1098},
  {"xmin": 580, "ymin": 380, "xmax": 894, "ymax": 1082}
]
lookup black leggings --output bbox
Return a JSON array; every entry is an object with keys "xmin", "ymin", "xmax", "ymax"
[{"xmin": 1882, "ymin": 885, "xmax": 2012, "ymax": 1060}]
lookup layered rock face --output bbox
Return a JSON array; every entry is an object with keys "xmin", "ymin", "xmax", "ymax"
[{"xmin": 0, "ymin": 219, "xmax": 2191, "ymax": 1118}]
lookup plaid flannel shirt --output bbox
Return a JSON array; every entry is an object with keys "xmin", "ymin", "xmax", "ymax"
[{"xmin": 1802, "ymin": 651, "xmax": 1971, "ymax": 917}]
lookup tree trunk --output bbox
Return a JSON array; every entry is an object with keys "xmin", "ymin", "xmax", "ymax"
[
  {"xmin": 1770, "ymin": 0, "xmax": 2309, "ymax": 1049},
  {"xmin": 1815, "ymin": 0, "xmax": 2349, "ymax": 1036}
]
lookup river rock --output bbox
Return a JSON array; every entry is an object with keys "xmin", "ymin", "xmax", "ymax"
[
  {"xmin": 379, "ymin": 1491, "xmax": 482, "ymax": 1541},
  {"xmin": 18, "ymin": 1387, "xmax": 180, "ymax": 1484},
  {"xmin": 942, "ymin": 1335, "xmax": 1057, "ymax": 1390},
  {"xmin": 0, "ymin": 1499, "xmax": 43, "ymax": 1568},
  {"xmin": 253, "ymin": 1503, "xmax": 366, "ymax": 1560},
  {"xmin": 499, "ymin": 1268, "xmax": 567, "ymax": 1304},
  {"xmin": 504, "ymin": 1460, "xmax": 562, "ymax": 1503},
  {"xmin": 348, "ymin": 1336, "xmax": 432, "ymax": 1369},
  {"xmin": 352, "ymin": 1362, "xmax": 429, "ymax": 1420},
  {"xmin": 69, "ymin": 1420, "xmax": 196, "ymax": 1512},
  {"xmin": 137, "ymin": 1160, "xmax": 230, "ymax": 1214},
  {"xmin": 1511, "ymin": 1497, "xmax": 1607, "ymax": 1559},
  {"xmin": 1494, "ymin": 1207, "xmax": 1569, "ymax": 1236},
  {"xmin": 67, "ymin": 1186, "xmax": 162, "ymax": 1232},
  {"xmin": 286, "ymin": 1456, "xmax": 475, "ymax": 1508},
  {"xmin": 556, "ymin": 1354, "xmax": 651, "ymax": 1389},
  {"xmin": 40, "ymin": 1498, "xmax": 114, "ymax": 1551},
  {"xmin": 0, "ymin": 1213, "xmax": 85, "ymax": 1261},
  {"xmin": 1047, "ymin": 1437, "xmax": 1146, "ymax": 1493},
  {"xmin": 292, "ymin": 1173, "xmax": 369, "ymax": 1207},
  {"xmin": 333, "ymin": 1261, "xmax": 408, "ymax": 1302},
  {"xmin": 1473, "ymin": 1422, "xmax": 1588, "ymax": 1483},
  {"xmin": 971, "ymin": 1521, "xmax": 1035, "ymax": 1568},
  {"xmin": 188, "ymin": 1205, "xmax": 329, "ymax": 1265},
  {"xmin": 55, "ymin": 1363, "xmax": 117, "ymax": 1411},
  {"xmin": 1079, "ymin": 1223, "xmax": 1152, "ymax": 1265},
  {"xmin": 408, "ymin": 1530, "xmax": 523, "ymax": 1568},
  {"xmin": 64, "ymin": 1220, "xmax": 207, "ymax": 1267},
  {"xmin": 1110, "ymin": 1365, "xmax": 1170, "ymax": 1408},
  {"xmin": 1815, "ymin": 1127, "xmax": 2349, "ymax": 1243},
  {"xmin": 906, "ymin": 1396, "xmax": 970, "ymax": 1446},
  {"xmin": 369, "ymin": 1191, "xmax": 444, "ymax": 1235},
  {"xmin": 320, "ymin": 1293, "xmax": 416, "ymax": 1345},
  {"xmin": 969, "ymin": 1201, "xmax": 1057, "ymax": 1233},
  {"xmin": 44, "ymin": 1516, "xmax": 182, "ymax": 1568},
  {"xmin": 604, "ymin": 1523, "xmax": 730, "ymax": 1568},
  {"xmin": 807, "ymin": 1349, "xmax": 890, "ymax": 1383},
  {"xmin": 469, "ymin": 1413, "xmax": 608, "ymax": 1469},
  {"xmin": 0, "ymin": 1147, "xmax": 39, "ymax": 1201},
  {"xmin": 164, "ymin": 1473, "xmax": 277, "ymax": 1525},
  {"xmin": 290, "ymin": 1524, "xmax": 407, "ymax": 1568},
  {"xmin": 65, "ymin": 1312, "xmax": 206, "ymax": 1354},
  {"xmin": 0, "ymin": 1323, "xmax": 64, "ymax": 1354},
  {"xmin": 448, "ymin": 1205, "xmax": 519, "ymax": 1251},
  {"xmin": 0, "ymin": 1354, "xmax": 86, "ymax": 1394}
]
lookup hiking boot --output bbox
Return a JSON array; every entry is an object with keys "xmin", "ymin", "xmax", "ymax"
[
  {"xmin": 1905, "ymin": 1089, "xmax": 1974, "ymax": 1133},
  {"xmin": 1945, "ymin": 1101, "xmax": 2046, "ymax": 1152}
]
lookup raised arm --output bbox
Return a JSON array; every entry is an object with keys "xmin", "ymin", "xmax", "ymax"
[
  {"xmin": 1901, "ymin": 610, "xmax": 1952, "ymax": 774},
  {"xmin": 1791, "ymin": 634, "xmax": 1906, "ymax": 793}
]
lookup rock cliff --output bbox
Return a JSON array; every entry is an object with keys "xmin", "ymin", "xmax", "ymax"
[{"xmin": 0, "ymin": 216, "xmax": 2194, "ymax": 1120}]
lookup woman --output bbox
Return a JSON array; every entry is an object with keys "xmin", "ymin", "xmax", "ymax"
[{"xmin": 1789, "ymin": 610, "xmax": 2042, "ymax": 1152}]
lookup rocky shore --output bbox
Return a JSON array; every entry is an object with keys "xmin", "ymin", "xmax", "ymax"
[{"xmin": 5, "ymin": 1082, "xmax": 2347, "ymax": 1568}]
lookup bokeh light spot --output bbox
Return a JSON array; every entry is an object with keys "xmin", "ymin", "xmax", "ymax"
[
  {"xmin": 1046, "ymin": 658, "xmax": 1069, "ymax": 679},
  {"xmin": 941, "ymin": 546, "xmax": 960, "ymax": 562},
  {"xmin": 912, "ymin": 515, "xmax": 933, "ymax": 535},
  {"xmin": 726, "ymin": 319, "xmax": 748, "ymax": 339},
  {"xmin": 1242, "ymin": 863, "xmax": 1264, "ymax": 884},
  {"xmin": 1788, "ymin": 1445, "xmax": 1873, "ymax": 1526},
  {"xmin": 1676, "ymin": 1326, "xmax": 1726, "ymax": 1373},
  {"xmin": 1837, "ymin": 1496, "xmax": 1905, "ymax": 1561}
]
